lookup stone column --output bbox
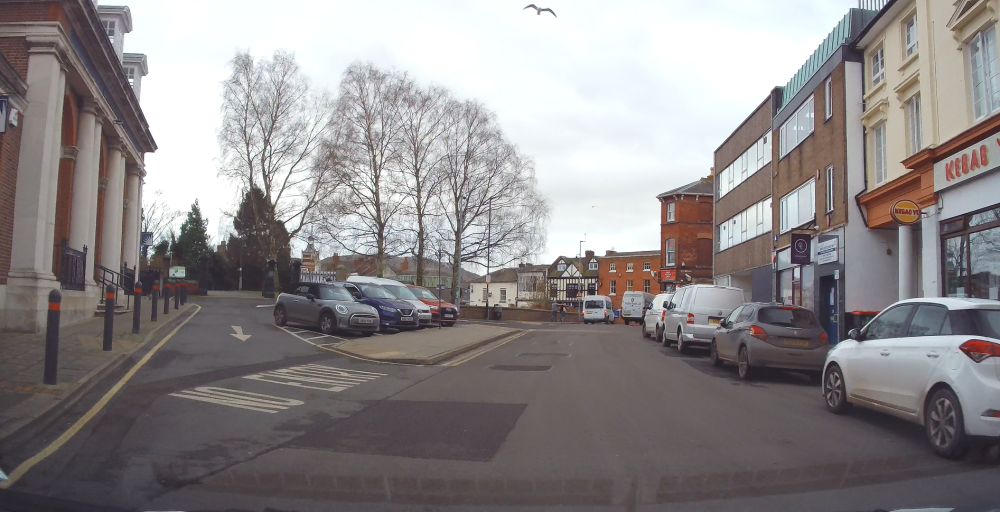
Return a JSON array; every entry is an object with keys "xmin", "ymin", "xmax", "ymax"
[
  {"xmin": 898, "ymin": 224, "xmax": 915, "ymax": 300},
  {"xmin": 921, "ymin": 205, "xmax": 941, "ymax": 298},
  {"xmin": 68, "ymin": 100, "xmax": 99, "ymax": 285},
  {"xmin": 121, "ymin": 165, "xmax": 142, "ymax": 271},
  {"xmin": 8, "ymin": 47, "xmax": 66, "ymax": 280},
  {"xmin": 84, "ymin": 115, "xmax": 104, "ymax": 284},
  {"xmin": 100, "ymin": 142, "xmax": 126, "ymax": 273}
]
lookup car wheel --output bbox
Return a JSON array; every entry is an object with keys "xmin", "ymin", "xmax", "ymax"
[
  {"xmin": 273, "ymin": 305, "xmax": 287, "ymax": 326},
  {"xmin": 642, "ymin": 322, "xmax": 651, "ymax": 338},
  {"xmin": 737, "ymin": 345, "xmax": 752, "ymax": 380},
  {"xmin": 320, "ymin": 312, "xmax": 336, "ymax": 335},
  {"xmin": 676, "ymin": 330, "xmax": 686, "ymax": 353},
  {"xmin": 823, "ymin": 365, "xmax": 850, "ymax": 414},
  {"xmin": 624, "ymin": 319, "xmax": 629, "ymax": 325},
  {"xmin": 926, "ymin": 388, "xmax": 968, "ymax": 459},
  {"xmin": 710, "ymin": 340, "xmax": 723, "ymax": 367},
  {"xmin": 656, "ymin": 326, "xmax": 663, "ymax": 344}
]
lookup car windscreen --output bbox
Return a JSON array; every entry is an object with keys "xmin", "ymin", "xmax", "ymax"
[
  {"xmin": 319, "ymin": 286, "xmax": 354, "ymax": 301},
  {"xmin": 382, "ymin": 284, "xmax": 418, "ymax": 300},
  {"xmin": 409, "ymin": 287, "xmax": 437, "ymax": 300},
  {"xmin": 758, "ymin": 307, "xmax": 820, "ymax": 328},
  {"xmin": 695, "ymin": 288, "xmax": 744, "ymax": 311},
  {"xmin": 584, "ymin": 300, "xmax": 603, "ymax": 309},
  {"xmin": 359, "ymin": 283, "xmax": 395, "ymax": 299}
]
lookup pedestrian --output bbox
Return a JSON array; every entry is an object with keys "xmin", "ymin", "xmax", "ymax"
[
  {"xmin": 551, "ymin": 301, "xmax": 558, "ymax": 322},
  {"xmin": 559, "ymin": 303, "xmax": 566, "ymax": 322}
]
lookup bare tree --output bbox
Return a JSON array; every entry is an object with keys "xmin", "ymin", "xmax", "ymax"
[
  {"xmin": 142, "ymin": 189, "xmax": 182, "ymax": 246},
  {"xmin": 325, "ymin": 63, "xmax": 409, "ymax": 277},
  {"xmin": 217, "ymin": 49, "xmax": 338, "ymax": 278}
]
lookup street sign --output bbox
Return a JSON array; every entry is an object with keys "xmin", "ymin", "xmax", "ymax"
[
  {"xmin": 890, "ymin": 199, "xmax": 921, "ymax": 225},
  {"xmin": 169, "ymin": 266, "xmax": 186, "ymax": 278},
  {"xmin": 816, "ymin": 238, "xmax": 838, "ymax": 265},
  {"xmin": 485, "ymin": 275, "xmax": 491, "ymax": 283},
  {"xmin": 436, "ymin": 285, "xmax": 446, "ymax": 290},
  {"xmin": 790, "ymin": 233, "xmax": 811, "ymax": 265},
  {"xmin": 0, "ymin": 96, "xmax": 8, "ymax": 135},
  {"xmin": 140, "ymin": 231, "xmax": 154, "ymax": 247}
]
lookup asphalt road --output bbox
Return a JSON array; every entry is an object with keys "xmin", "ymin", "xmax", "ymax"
[{"xmin": 1, "ymin": 297, "xmax": 998, "ymax": 512}]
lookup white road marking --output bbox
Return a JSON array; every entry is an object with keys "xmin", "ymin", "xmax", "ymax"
[
  {"xmin": 255, "ymin": 304, "xmax": 273, "ymax": 308},
  {"xmin": 243, "ymin": 363, "xmax": 385, "ymax": 392},
  {"xmin": 231, "ymin": 326, "xmax": 251, "ymax": 341},
  {"xmin": 277, "ymin": 325, "xmax": 347, "ymax": 344},
  {"xmin": 306, "ymin": 335, "xmax": 328, "ymax": 340},
  {"xmin": 169, "ymin": 387, "xmax": 303, "ymax": 413}
]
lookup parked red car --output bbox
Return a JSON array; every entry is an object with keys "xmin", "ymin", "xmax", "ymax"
[{"xmin": 406, "ymin": 285, "xmax": 458, "ymax": 326}]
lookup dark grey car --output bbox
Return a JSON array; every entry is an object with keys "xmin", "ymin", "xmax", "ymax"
[
  {"xmin": 274, "ymin": 283, "xmax": 380, "ymax": 336},
  {"xmin": 709, "ymin": 303, "xmax": 829, "ymax": 380}
]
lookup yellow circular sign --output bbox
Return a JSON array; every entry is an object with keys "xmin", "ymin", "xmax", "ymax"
[{"xmin": 890, "ymin": 200, "xmax": 921, "ymax": 225}]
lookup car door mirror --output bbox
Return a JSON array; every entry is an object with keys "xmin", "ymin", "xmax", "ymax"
[
  {"xmin": 306, "ymin": 293, "xmax": 316, "ymax": 301},
  {"xmin": 847, "ymin": 328, "xmax": 861, "ymax": 341}
]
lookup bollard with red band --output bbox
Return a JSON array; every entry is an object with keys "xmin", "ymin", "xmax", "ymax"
[
  {"xmin": 44, "ymin": 289, "xmax": 61, "ymax": 385},
  {"xmin": 103, "ymin": 285, "xmax": 115, "ymax": 351},
  {"xmin": 151, "ymin": 282, "xmax": 159, "ymax": 322},
  {"xmin": 132, "ymin": 283, "xmax": 142, "ymax": 334}
]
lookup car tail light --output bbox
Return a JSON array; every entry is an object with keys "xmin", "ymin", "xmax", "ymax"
[
  {"xmin": 959, "ymin": 339, "xmax": 1000, "ymax": 363},
  {"xmin": 686, "ymin": 313, "xmax": 694, "ymax": 324},
  {"xmin": 748, "ymin": 325, "xmax": 767, "ymax": 340},
  {"xmin": 820, "ymin": 332, "xmax": 829, "ymax": 343},
  {"xmin": 660, "ymin": 310, "xmax": 666, "ymax": 322}
]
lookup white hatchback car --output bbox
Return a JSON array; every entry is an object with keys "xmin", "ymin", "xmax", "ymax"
[{"xmin": 822, "ymin": 297, "xmax": 1000, "ymax": 458}]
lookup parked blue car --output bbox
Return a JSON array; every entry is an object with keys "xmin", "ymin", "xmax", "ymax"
[{"xmin": 342, "ymin": 282, "xmax": 420, "ymax": 331}]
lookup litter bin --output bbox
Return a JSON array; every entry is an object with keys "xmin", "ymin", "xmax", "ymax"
[
  {"xmin": 614, "ymin": 308, "xmax": 620, "ymax": 319},
  {"xmin": 493, "ymin": 303, "xmax": 503, "ymax": 321}
]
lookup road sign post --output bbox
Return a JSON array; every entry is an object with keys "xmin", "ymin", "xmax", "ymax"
[{"xmin": 103, "ymin": 285, "xmax": 115, "ymax": 351}]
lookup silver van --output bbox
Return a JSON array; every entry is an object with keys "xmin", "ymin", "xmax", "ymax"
[
  {"xmin": 662, "ymin": 284, "xmax": 745, "ymax": 353},
  {"xmin": 582, "ymin": 295, "xmax": 614, "ymax": 324},
  {"xmin": 621, "ymin": 291, "xmax": 654, "ymax": 325},
  {"xmin": 641, "ymin": 292, "xmax": 673, "ymax": 340}
]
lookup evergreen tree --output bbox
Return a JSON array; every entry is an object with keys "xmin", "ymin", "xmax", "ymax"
[
  {"xmin": 226, "ymin": 187, "xmax": 291, "ymax": 290},
  {"xmin": 176, "ymin": 200, "xmax": 212, "ymax": 271}
]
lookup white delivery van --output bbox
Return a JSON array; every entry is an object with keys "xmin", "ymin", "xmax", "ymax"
[
  {"xmin": 620, "ymin": 291, "xmax": 654, "ymax": 325},
  {"xmin": 582, "ymin": 295, "xmax": 615, "ymax": 324}
]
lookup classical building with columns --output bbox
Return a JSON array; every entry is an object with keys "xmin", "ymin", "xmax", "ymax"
[{"xmin": 0, "ymin": 0, "xmax": 155, "ymax": 332}]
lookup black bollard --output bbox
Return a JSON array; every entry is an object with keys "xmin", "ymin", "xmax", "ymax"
[
  {"xmin": 103, "ymin": 285, "xmax": 115, "ymax": 351},
  {"xmin": 151, "ymin": 283, "xmax": 159, "ymax": 322},
  {"xmin": 164, "ymin": 283, "xmax": 170, "ymax": 315},
  {"xmin": 43, "ymin": 289, "xmax": 61, "ymax": 385},
  {"xmin": 180, "ymin": 282, "xmax": 187, "ymax": 305},
  {"xmin": 174, "ymin": 281, "xmax": 179, "ymax": 310},
  {"xmin": 133, "ymin": 283, "xmax": 142, "ymax": 334}
]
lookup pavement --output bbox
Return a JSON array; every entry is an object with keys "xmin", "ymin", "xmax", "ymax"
[
  {"xmin": 0, "ymin": 297, "xmax": 998, "ymax": 512},
  {"xmin": 319, "ymin": 323, "xmax": 518, "ymax": 365},
  {"xmin": 0, "ymin": 294, "xmax": 197, "ymax": 449}
]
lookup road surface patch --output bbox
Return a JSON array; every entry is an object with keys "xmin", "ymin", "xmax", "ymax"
[
  {"xmin": 489, "ymin": 365, "xmax": 551, "ymax": 372},
  {"xmin": 168, "ymin": 387, "xmax": 304, "ymax": 413},
  {"xmin": 517, "ymin": 352, "xmax": 569, "ymax": 357},
  {"xmin": 242, "ymin": 363, "xmax": 385, "ymax": 392}
]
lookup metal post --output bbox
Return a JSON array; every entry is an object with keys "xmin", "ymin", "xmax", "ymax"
[
  {"xmin": 180, "ymin": 282, "xmax": 186, "ymax": 305},
  {"xmin": 103, "ymin": 285, "xmax": 115, "ymax": 351},
  {"xmin": 164, "ymin": 282, "xmax": 170, "ymax": 315},
  {"xmin": 44, "ymin": 289, "xmax": 61, "ymax": 385},
  {"xmin": 151, "ymin": 282, "xmax": 159, "ymax": 322},
  {"xmin": 132, "ymin": 283, "xmax": 142, "ymax": 334},
  {"xmin": 485, "ymin": 197, "xmax": 491, "ymax": 319},
  {"xmin": 174, "ymin": 281, "xmax": 179, "ymax": 309},
  {"xmin": 438, "ymin": 249, "xmax": 442, "ymax": 329}
]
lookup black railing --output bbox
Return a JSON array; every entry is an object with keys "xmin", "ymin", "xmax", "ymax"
[
  {"xmin": 56, "ymin": 239, "xmax": 87, "ymax": 291},
  {"xmin": 95, "ymin": 263, "xmax": 132, "ymax": 309}
]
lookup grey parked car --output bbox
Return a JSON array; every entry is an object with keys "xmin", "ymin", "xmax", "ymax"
[
  {"xmin": 274, "ymin": 282, "xmax": 380, "ymax": 336},
  {"xmin": 709, "ymin": 303, "xmax": 829, "ymax": 380}
]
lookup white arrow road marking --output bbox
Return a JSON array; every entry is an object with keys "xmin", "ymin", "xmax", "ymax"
[
  {"xmin": 231, "ymin": 326, "xmax": 251, "ymax": 341},
  {"xmin": 169, "ymin": 387, "xmax": 303, "ymax": 413}
]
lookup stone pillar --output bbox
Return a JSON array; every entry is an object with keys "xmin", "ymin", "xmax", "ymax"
[
  {"xmin": 100, "ymin": 142, "xmax": 126, "ymax": 273},
  {"xmin": 68, "ymin": 100, "xmax": 99, "ymax": 285},
  {"xmin": 921, "ymin": 205, "xmax": 941, "ymax": 298},
  {"xmin": 121, "ymin": 166, "xmax": 142, "ymax": 271},
  {"xmin": 84, "ymin": 115, "xmax": 104, "ymax": 284},
  {"xmin": 898, "ymin": 224, "xmax": 915, "ymax": 300}
]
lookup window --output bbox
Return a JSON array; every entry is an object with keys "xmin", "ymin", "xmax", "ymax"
[
  {"xmin": 779, "ymin": 96, "xmax": 814, "ymax": 157},
  {"xmin": 610, "ymin": 280, "xmax": 616, "ymax": 295},
  {"xmin": 588, "ymin": 261, "xmax": 598, "ymax": 271},
  {"xmin": 780, "ymin": 179, "xmax": 816, "ymax": 232},
  {"xmin": 907, "ymin": 94, "xmax": 922, "ymax": 156},
  {"xmin": 626, "ymin": 280, "xmax": 633, "ymax": 291},
  {"xmin": 724, "ymin": 306, "xmax": 744, "ymax": 326},
  {"xmin": 873, "ymin": 123, "xmax": 887, "ymax": 184},
  {"xmin": 906, "ymin": 305, "xmax": 949, "ymax": 336},
  {"xmin": 736, "ymin": 306, "xmax": 754, "ymax": 323},
  {"xmin": 718, "ymin": 133, "xmax": 771, "ymax": 197},
  {"xmin": 103, "ymin": 20, "xmax": 116, "ymax": 42},
  {"xmin": 550, "ymin": 282, "xmax": 558, "ymax": 297},
  {"xmin": 872, "ymin": 46, "xmax": 885, "ymax": 85},
  {"xmin": 609, "ymin": 262, "xmax": 616, "ymax": 272},
  {"xmin": 904, "ymin": 14, "xmax": 918, "ymax": 57},
  {"xmin": 864, "ymin": 305, "xmax": 914, "ymax": 340},
  {"xmin": 825, "ymin": 165, "xmax": 835, "ymax": 213},
  {"xmin": 824, "ymin": 78, "xmax": 833, "ymax": 120},
  {"xmin": 665, "ymin": 239, "xmax": 675, "ymax": 265},
  {"xmin": 125, "ymin": 67, "xmax": 136, "ymax": 86},
  {"xmin": 943, "ymin": 206, "xmax": 1000, "ymax": 300},
  {"xmin": 666, "ymin": 202, "xmax": 675, "ymax": 222},
  {"xmin": 717, "ymin": 197, "xmax": 771, "ymax": 251},
  {"xmin": 557, "ymin": 261, "xmax": 566, "ymax": 271},
  {"xmin": 500, "ymin": 288, "xmax": 507, "ymax": 303},
  {"xmin": 643, "ymin": 262, "xmax": 650, "ymax": 271},
  {"xmin": 566, "ymin": 283, "xmax": 579, "ymax": 298},
  {"xmin": 482, "ymin": 287, "xmax": 488, "ymax": 302},
  {"xmin": 643, "ymin": 279, "xmax": 650, "ymax": 293},
  {"xmin": 969, "ymin": 26, "xmax": 1000, "ymax": 120},
  {"xmin": 626, "ymin": 262, "xmax": 634, "ymax": 272}
]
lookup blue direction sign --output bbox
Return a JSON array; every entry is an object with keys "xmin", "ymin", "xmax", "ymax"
[
  {"xmin": 0, "ymin": 96, "xmax": 8, "ymax": 135},
  {"xmin": 140, "ymin": 231, "xmax": 154, "ymax": 247}
]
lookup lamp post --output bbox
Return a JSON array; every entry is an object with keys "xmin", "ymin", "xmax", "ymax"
[{"xmin": 578, "ymin": 234, "xmax": 586, "ymax": 322}]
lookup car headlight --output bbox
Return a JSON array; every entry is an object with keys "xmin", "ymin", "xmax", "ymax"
[
  {"xmin": 378, "ymin": 305, "xmax": 397, "ymax": 313},
  {"xmin": 335, "ymin": 304, "xmax": 348, "ymax": 314}
]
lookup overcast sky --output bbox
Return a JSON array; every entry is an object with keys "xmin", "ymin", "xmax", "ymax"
[{"xmin": 124, "ymin": 0, "xmax": 858, "ymax": 270}]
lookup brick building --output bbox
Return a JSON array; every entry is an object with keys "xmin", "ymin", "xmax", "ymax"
[
  {"xmin": 595, "ymin": 250, "xmax": 658, "ymax": 310},
  {"xmin": 0, "ymin": 0, "xmax": 155, "ymax": 332},
  {"xmin": 656, "ymin": 178, "xmax": 714, "ymax": 292},
  {"xmin": 546, "ymin": 251, "xmax": 598, "ymax": 309}
]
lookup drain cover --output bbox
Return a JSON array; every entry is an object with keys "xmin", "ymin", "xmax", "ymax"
[
  {"xmin": 490, "ymin": 365, "xmax": 551, "ymax": 372},
  {"xmin": 518, "ymin": 352, "xmax": 569, "ymax": 357}
]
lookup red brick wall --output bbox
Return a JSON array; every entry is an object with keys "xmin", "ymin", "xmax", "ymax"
[
  {"xmin": 0, "ymin": 38, "xmax": 30, "ymax": 78},
  {"xmin": 0, "ymin": 124, "xmax": 23, "ymax": 285},
  {"xmin": 0, "ymin": 3, "xmax": 67, "ymax": 28},
  {"xmin": 659, "ymin": 194, "xmax": 714, "ymax": 290},
  {"xmin": 596, "ymin": 253, "xmax": 659, "ymax": 310}
]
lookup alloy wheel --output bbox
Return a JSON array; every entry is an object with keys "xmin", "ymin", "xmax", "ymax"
[
  {"xmin": 738, "ymin": 347, "xmax": 749, "ymax": 379},
  {"xmin": 321, "ymin": 313, "xmax": 334, "ymax": 334},
  {"xmin": 929, "ymin": 397, "xmax": 958, "ymax": 449},
  {"xmin": 824, "ymin": 371, "xmax": 843, "ymax": 409}
]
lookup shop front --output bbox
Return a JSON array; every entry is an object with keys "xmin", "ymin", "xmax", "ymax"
[{"xmin": 774, "ymin": 230, "xmax": 845, "ymax": 343}]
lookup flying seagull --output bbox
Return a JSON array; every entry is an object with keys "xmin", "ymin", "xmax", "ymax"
[{"xmin": 523, "ymin": 4, "xmax": 557, "ymax": 17}]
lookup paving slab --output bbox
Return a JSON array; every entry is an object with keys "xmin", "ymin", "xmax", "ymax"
[{"xmin": 336, "ymin": 323, "xmax": 519, "ymax": 365}]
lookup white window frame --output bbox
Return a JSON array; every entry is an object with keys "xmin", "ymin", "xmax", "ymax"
[
  {"xmin": 609, "ymin": 280, "xmax": 616, "ymax": 295},
  {"xmin": 643, "ymin": 262, "xmax": 650, "ymax": 271},
  {"xmin": 609, "ymin": 262, "xmax": 616, "ymax": 272},
  {"xmin": 643, "ymin": 280, "xmax": 650, "ymax": 293},
  {"xmin": 824, "ymin": 78, "xmax": 833, "ymax": 120},
  {"xmin": 588, "ymin": 261, "xmax": 598, "ymax": 271},
  {"xmin": 665, "ymin": 239, "xmax": 675, "ymax": 266},
  {"xmin": 557, "ymin": 262, "xmax": 566, "ymax": 271},
  {"xmin": 825, "ymin": 165, "xmax": 835, "ymax": 213},
  {"xmin": 873, "ymin": 123, "xmax": 888, "ymax": 184},
  {"xmin": 103, "ymin": 20, "xmax": 116, "ymax": 40},
  {"xmin": 481, "ymin": 287, "xmax": 487, "ymax": 302},
  {"xmin": 626, "ymin": 279, "xmax": 633, "ymax": 292},
  {"xmin": 717, "ymin": 133, "xmax": 771, "ymax": 198},
  {"xmin": 907, "ymin": 94, "xmax": 922, "ymax": 156},
  {"xmin": 779, "ymin": 179, "xmax": 816, "ymax": 233},
  {"xmin": 904, "ymin": 14, "xmax": 918, "ymax": 57},
  {"xmin": 872, "ymin": 46, "xmax": 885, "ymax": 85},
  {"xmin": 500, "ymin": 288, "xmax": 507, "ymax": 303},
  {"xmin": 969, "ymin": 26, "xmax": 1000, "ymax": 120},
  {"xmin": 779, "ymin": 96, "xmax": 815, "ymax": 157},
  {"xmin": 626, "ymin": 262, "xmax": 634, "ymax": 272},
  {"xmin": 666, "ymin": 202, "xmax": 675, "ymax": 222}
]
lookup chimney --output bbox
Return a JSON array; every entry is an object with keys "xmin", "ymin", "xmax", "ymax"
[
  {"xmin": 585, "ymin": 250, "xmax": 594, "ymax": 258},
  {"xmin": 401, "ymin": 257, "xmax": 409, "ymax": 272},
  {"xmin": 605, "ymin": 250, "xmax": 616, "ymax": 256},
  {"xmin": 332, "ymin": 253, "xmax": 340, "ymax": 267},
  {"xmin": 519, "ymin": 263, "xmax": 525, "ymax": 269},
  {"xmin": 708, "ymin": 166, "xmax": 716, "ymax": 177}
]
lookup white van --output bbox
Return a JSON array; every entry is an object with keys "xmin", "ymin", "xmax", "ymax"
[
  {"xmin": 582, "ymin": 295, "xmax": 615, "ymax": 324},
  {"xmin": 346, "ymin": 275, "xmax": 432, "ymax": 326},
  {"xmin": 620, "ymin": 291, "xmax": 654, "ymax": 325},
  {"xmin": 662, "ymin": 284, "xmax": 745, "ymax": 353}
]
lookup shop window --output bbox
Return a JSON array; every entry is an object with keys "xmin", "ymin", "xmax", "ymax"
[{"xmin": 942, "ymin": 206, "xmax": 1000, "ymax": 300}]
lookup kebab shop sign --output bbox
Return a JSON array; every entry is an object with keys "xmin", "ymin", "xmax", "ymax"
[{"xmin": 934, "ymin": 134, "xmax": 1000, "ymax": 192}]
